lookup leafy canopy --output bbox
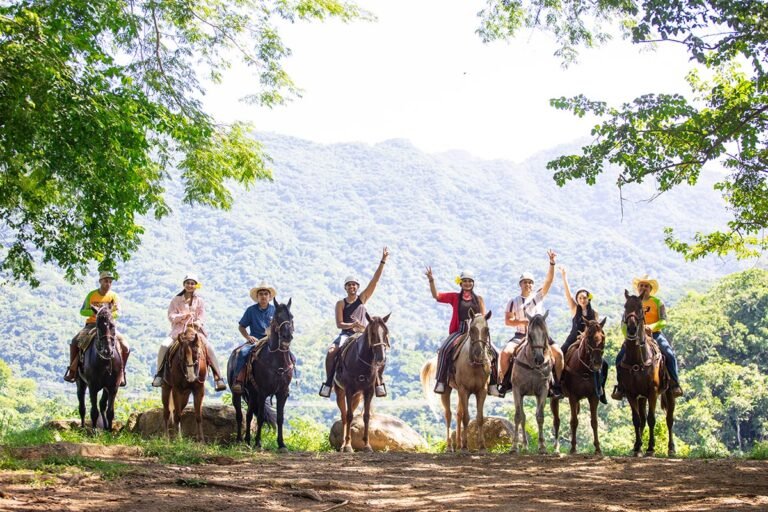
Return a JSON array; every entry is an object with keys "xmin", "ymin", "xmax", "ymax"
[
  {"xmin": 478, "ymin": 0, "xmax": 768, "ymax": 260},
  {"xmin": 0, "ymin": 0, "xmax": 365, "ymax": 286}
]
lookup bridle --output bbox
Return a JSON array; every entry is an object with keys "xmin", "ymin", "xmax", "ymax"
[{"xmin": 467, "ymin": 315, "xmax": 491, "ymax": 366}]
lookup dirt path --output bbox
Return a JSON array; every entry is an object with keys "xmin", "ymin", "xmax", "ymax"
[{"xmin": 1, "ymin": 450, "xmax": 767, "ymax": 511}]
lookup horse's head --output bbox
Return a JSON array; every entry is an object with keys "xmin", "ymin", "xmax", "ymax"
[
  {"xmin": 581, "ymin": 317, "xmax": 607, "ymax": 372},
  {"xmin": 269, "ymin": 298, "xmax": 294, "ymax": 352},
  {"xmin": 468, "ymin": 309, "xmax": 492, "ymax": 365},
  {"xmin": 623, "ymin": 290, "xmax": 649, "ymax": 344},
  {"xmin": 179, "ymin": 324, "xmax": 203, "ymax": 383},
  {"xmin": 364, "ymin": 312, "xmax": 391, "ymax": 366},
  {"xmin": 91, "ymin": 305, "xmax": 116, "ymax": 360},
  {"xmin": 526, "ymin": 311, "xmax": 550, "ymax": 366}
]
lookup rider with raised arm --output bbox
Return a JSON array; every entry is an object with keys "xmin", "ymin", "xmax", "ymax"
[
  {"xmin": 427, "ymin": 267, "xmax": 501, "ymax": 396},
  {"xmin": 498, "ymin": 250, "xmax": 564, "ymax": 398},
  {"xmin": 64, "ymin": 270, "xmax": 130, "ymax": 386},
  {"xmin": 319, "ymin": 247, "xmax": 389, "ymax": 398}
]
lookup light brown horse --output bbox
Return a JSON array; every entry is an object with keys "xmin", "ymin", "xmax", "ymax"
[
  {"xmin": 510, "ymin": 312, "xmax": 553, "ymax": 454},
  {"xmin": 421, "ymin": 311, "xmax": 493, "ymax": 452},
  {"xmin": 552, "ymin": 317, "xmax": 607, "ymax": 454},
  {"xmin": 619, "ymin": 290, "xmax": 676, "ymax": 456},
  {"xmin": 161, "ymin": 324, "xmax": 208, "ymax": 441},
  {"xmin": 334, "ymin": 313, "xmax": 391, "ymax": 453}
]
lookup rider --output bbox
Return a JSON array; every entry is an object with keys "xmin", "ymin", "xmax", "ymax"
[
  {"xmin": 64, "ymin": 270, "xmax": 130, "ymax": 386},
  {"xmin": 559, "ymin": 265, "xmax": 608, "ymax": 404},
  {"xmin": 498, "ymin": 250, "xmax": 564, "ymax": 398},
  {"xmin": 427, "ymin": 268, "xmax": 501, "ymax": 396},
  {"xmin": 151, "ymin": 274, "xmax": 226, "ymax": 391},
  {"xmin": 230, "ymin": 281, "xmax": 277, "ymax": 394},
  {"xmin": 612, "ymin": 275, "xmax": 683, "ymax": 400},
  {"xmin": 319, "ymin": 247, "xmax": 389, "ymax": 398}
]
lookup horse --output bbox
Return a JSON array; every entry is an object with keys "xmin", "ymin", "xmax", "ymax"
[
  {"xmin": 227, "ymin": 298, "xmax": 293, "ymax": 450},
  {"xmin": 334, "ymin": 313, "xmax": 391, "ymax": 453},
  {"xmin": 76, "ymin": 305, "xmax": 123, "ymax": 431},
  {"xmin": 510, "ymin": 311, "xmax": 553, "ymax": 454},
  {"xmin": 619, "ymin": 290, "xmax": 676, "ymax": 456},
  {"xmin": 161, "ymin": 323, "xmax": 208, "ymax": 441},
  {"xmin": 420, "ymin": 311, "xmax": 493, "ymax": 452},
  {"xmin": 551, "ymin": 317, "xmax": 607, "ymax": 454}
]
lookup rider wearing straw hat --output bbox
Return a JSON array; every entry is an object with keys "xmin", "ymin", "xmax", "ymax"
[
  {"xmin": 612, "ymin": 275, "xmax": 683, "ymax": 399},
  {"xmin": 319, "ymin": 247, "xmax": 389, "ymax": 398},
  {"xmin": 151, "ymin": 273, "xmax": 226, "ymax": 391},
  {"xmin": 230, "ymin": 281, "xmax": 277, "ymax": 394}
]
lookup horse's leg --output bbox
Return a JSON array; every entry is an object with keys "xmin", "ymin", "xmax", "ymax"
[
  {"xmin": 193, "ymin": 386, "xmax": 204, "ymax": 443},
  {"xmin": 335, "ymin": 389, "xmax": 347, "ymax": 452},
  {"xmin": 646, "ymin": 393, "xmax": 657, "ymax": 456},
  {"xmin": 551, "ymin": 397, "xmax": 560, "ymax": 454},
  {"xmin": 666, "ymin": 392, "xmax": 676, "ymax": 456},
  {"xmin": 174, "ymin": 390, "xmax": 187, "ymax": 439},
  {"xmin": 77, "ymin": 381, "xmax": 87, "ymax": 429},
  {"xmin": 245, "ymin": 395, "xmax": 255, "ymax": 447},
  {"xmin": 536, "ymin": 389, "xmax": 547, "ymax": 454},
  {"xmin": 627, "ymin": 396, "xmax": 642, "ymax": 456},
  {"xmin": 441, "ymin": 389, "xmax": 453, "ymax": 452},
  {"xmin": 343, "ymin": 392, "xmax": 356, "ymax": 453},
  {"xmin": 254, "ymin": 393, "xmax": 265, "ymax": 450},
  {"xmin": 476, "ymin": 390, "xmax": 487, "ymax": 452},
  {"xmin": 569, "ymin": 397, "xmax": 580, "ymax": 454},
  {"xmin": 457, "ymin": 389, "xmax": 469, "ymax": 452},
  {"xmin": 276, "ymin": 392, "xmax": 289, "ymax": 453},
  {"xmin": 362, "ymin": 391, "xmax": 374, "ymax": 453},
  {"xmin": 233, "ymin": 392, "xmax": 244, "ymax": 442},
  {"xmin": 89, "ymin": 386, "xmax": 100, "ymax": 428},
  {"xmin": 638, "ymin": 397, "xmax": 649, "ymax": 454},
  {"xmin": 511, "ymin": 389, "xmax": 523, "ymax": 454},
  {"xmin": 161, "ymin": 386, "xmax": 171, "ymax": 438},
  {"xmin": 588, "ymin": 396, "xmax": 601, "ymax": 455},
  {"xmin": 98, "ymin": 388, "xmax": 110, "ymax": 431}
]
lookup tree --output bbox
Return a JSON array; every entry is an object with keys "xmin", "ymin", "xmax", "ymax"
[
  {"xmin": 478, "ymin": 0, "xmax": 768, "ymax": 260},
  {"xmin": 0, "ymin": 0, "xmax": 365, "ymax": 286}
]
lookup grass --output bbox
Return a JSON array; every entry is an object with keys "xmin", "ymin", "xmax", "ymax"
[{"xmin": 0, "ymin": 452, "xmax": 132, "ymax": 481}]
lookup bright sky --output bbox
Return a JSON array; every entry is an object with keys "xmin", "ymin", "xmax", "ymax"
[{"xmin": 207, "ymin": 0, "xmax": 693, "ymax": 163}]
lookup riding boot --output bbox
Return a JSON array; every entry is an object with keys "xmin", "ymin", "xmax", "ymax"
[
  {"xmin": 63, "ymin": 345, "xmax": 79, "ymax": 382},
  {"xmin": 550, "ymin": 378, "xmax": 564, "ymax": 399},
  {"xmin": 152, "ymin": 345, "xmax": 169, "ymax": 387},
  {"xmin": 374, "ymin": 366, "xmax": 387, "ymax": 397},
  {"xmin": 206, "ymin": 343, "xmax": 226, "ymax": 391},
  {"xmin": 611, "ymin": 385, "xmax": 625, "ymax": 401},
  {"xmin": 319, "ymin": 352, "xmax": 338, "ymax": 398},
  {"xmin": 231, "ymin": 367, "xmax": 247, "ymax": 394},
  {"xmin": 498, "ymin": 360, "xmax": 513, "ymax": 394},
  {"xmin": 487, "ymin": 351, "xmax": 503, "ymax": 397},
  {"xmin": 670, "ymin": 381, "xmax": 684, "ymax": 398}
]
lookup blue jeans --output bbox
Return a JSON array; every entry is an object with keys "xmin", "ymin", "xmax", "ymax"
[
  {"xmin": 615, "ymin": 331, "xmax": 679, "ymax": 384},
  {"xmin": 234, "ymin": 343, "xmax": 254, "ymax": 376}
]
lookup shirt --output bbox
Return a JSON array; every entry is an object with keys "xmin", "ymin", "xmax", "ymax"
[
  {"xmin": 437, "ymin": 292, "xmax": 479, "ymax": 335},
  {"xmin": 239, "ymin": 303, "xmax": 276, "ymax": 338},
  {"xmin": 80, "ymin": 289, "xmax": 120, "ymax": 324},
  {"xmin": 168, "ymin": 293, "xmax": 207, "ymax": 339},
  {"xmin": 506, "ymin": 289, "xmax": 545, "ymax": 335}
]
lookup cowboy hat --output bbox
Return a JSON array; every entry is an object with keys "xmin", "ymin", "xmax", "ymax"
[
  {"xmin": 98, "ymin": 270, "xmax": 115, "ymax": 280},
  {"xmin": 633, "ymin": 275, "xmax": 659, "ymax": 295},
  {"xmin": 250, "ymin": 281, "xmax": 277, "ymax": 301}
]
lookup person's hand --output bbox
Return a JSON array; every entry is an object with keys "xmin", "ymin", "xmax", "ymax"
[
  {"xmin": 352, "ymin": 321, "xmax": 365, "ymax": 333},
  {"xmin": 548, "ymin": 249, "xmax": 557, "ymax": 265},
  {"xmin": 425, "ymin": 266, "xmax": 434, "ymax": 282},
  {"xmin": 558, "ymin": 265, "xmax": 566, "ymax": 277},
  {"xmin": 644, "ymin": 326, "xmax": 653, "ymax": 336},
  {"xmin": 247, "ymin": 336, "xmax": 259, "ymax": 344},
  {"xmin": 381, "ymin": 246, "xmax": 389, "ymax": 263}
]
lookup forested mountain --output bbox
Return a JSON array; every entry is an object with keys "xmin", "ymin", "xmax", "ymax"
[{"xmin": 1, "ymin": 133, "xmax": 761, "ymax": 449}]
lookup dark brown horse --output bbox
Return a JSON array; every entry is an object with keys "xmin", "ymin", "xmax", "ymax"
[
  {"xmin": 228, "ymin": 298, "xmax": 293, "ymax": 450},
  {"xmin": 161, "ymin": 324, "xmax": 208, "ymax": 441},
  {"xmin": 76, "ymin": 305, "xmax": 123, "ymax": 430},
  {"xmin": 334, "ymin": 313, "xmax": 391, "ymax": 453},
  {"xmin": 619, "ymin": 290, "xmax": 676, "ymax": 456},
  {"xmin": 552, "ymin": 317, "xmax": 607, "ymax": 454}
]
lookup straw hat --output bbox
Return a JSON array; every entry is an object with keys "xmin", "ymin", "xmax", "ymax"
[
  {"xmin": 250, "ymin": 281, "xmax": 277, "ymax": 301},
  {"xmin": 632, "ymin": 275, "xmax": 659, "ymax": 295}
]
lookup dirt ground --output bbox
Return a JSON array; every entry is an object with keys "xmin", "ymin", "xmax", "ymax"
[{"xmin": 1, "ymin": 448, "xmax": 767, "ymax": 512}]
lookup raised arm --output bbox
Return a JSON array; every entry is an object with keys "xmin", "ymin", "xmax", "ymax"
[
  {"xmin": 540, "ymin": 249, "xmax": 557, "ymax": 296},
  {"xmin": 425, "ymin": 266, "xmax": 439, "ymax": 300},
  {"xmin": 560, "ymin": 266, "xmax": 577, "ymax": 316},
  {"xmin": 359, "ymin": 246, "xmax": 389, "ymax": 304}
]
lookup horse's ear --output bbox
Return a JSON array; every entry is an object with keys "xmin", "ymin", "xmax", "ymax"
[
  {"xmin": 624, "ymin": 289, "xmax": 630, "ymax": 299},
  {"xmin": 287, "ymin": 297, "xmax": 292, "ymax": 310},
  {"xmin": 600, "ymin": 317, "xmax": 607, "ymax": 328},
  {"xmin": 468, "ymin": 307, "xmax": 476, "ymax": 318},
  {"xmin": 382, "ymin": 312, "xmax": 391, "ymax": 323},
  {"xmin": 485, "ymin": 310, "xmax": 492, "ymax": 321},
  {"xmin": 543, "ymin": 310, "xmax": 549, "ymax": 321},
  {"xmin": 273, "ymin": 297, "xmax": 279, "ymax": 309},
  {"xmin": 365, "ymin": 312, "xmax": 372, "ymax": 323}
]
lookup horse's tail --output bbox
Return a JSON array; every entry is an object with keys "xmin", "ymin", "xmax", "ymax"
[
  {"xmin": 420, "ymin": 356, "xmax": 441, "ymax": 421},
  {"xmin": 259, "ymin": 397, "xmax": 277, "ymax": 430}
]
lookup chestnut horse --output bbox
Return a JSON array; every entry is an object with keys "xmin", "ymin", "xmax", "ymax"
[
  {"xmin": 619, "ymin": 291, "xmax": 676, "ymax": 456},
  {"xmin": 552, "ymin": 317, "xmax": 607, "ymax": 454},
  {"xmin": 334, "ymin": 313, "xmax": 391, "ymax": 453},
  {"xmin": 420, "ymin": 311, "xmax": 493, "ymax": 452},
  {"xmin": 161, "ymin": 324, "xmax": 208, "ymax": 441},
  {"xmin": 76, "ymin": 305, "xmax": 123, "ymax": 431}
]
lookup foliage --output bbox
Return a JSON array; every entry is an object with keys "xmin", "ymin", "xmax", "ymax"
[
  {"xmin": 478, "ymin": 0, "xmax": 768, "ymax": 260},
  {"xmin": 0, "ymin": 0, "xmax": 366, "ymax": 286}
]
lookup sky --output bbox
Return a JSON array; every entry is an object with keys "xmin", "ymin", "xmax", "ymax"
[{"xmin": 206, "ymin": 0, "xmax": 694, "ymax": 163}]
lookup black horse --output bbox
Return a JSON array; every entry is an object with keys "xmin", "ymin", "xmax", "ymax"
[
  {"xmin": 76, "ymin": 305, "xmax": 123, "ymax": 430},
  {"xmin": 228, "ymin": 298, "xmax": 294, "ymax": 450}
]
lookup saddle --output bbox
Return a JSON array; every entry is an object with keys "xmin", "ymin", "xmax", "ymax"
[
  {"xmin": 244, "ymin": 336, "xmax": 270, "ymax": 373},
  {"xmin": 450, "ymin": 332, "xmax": 470, "ymax": 362},
  {"xmin": 338, "ymin": 332, "xmax": 364, "ymax": 364},
  {"xmin": 619, "ymin": 336, "xmax": 663, "ymax": 372},
  {"xmin": 77, "ymin": 328, "xmax": 97, "ymax": 357}
]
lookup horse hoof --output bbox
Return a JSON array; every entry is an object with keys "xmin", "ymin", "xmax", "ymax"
[
  {"xmin": 569, "ymin": 448, "xmax": 577, "ymax": 455},
  {"xmin": 538, "ymin": 447, "xmax": 547, "ymax": 455},
  {"xmin": 478, "ymin": 448, "xmax": 487, "ymax": 454},
  {"xmin": 594, "ymin": 449, "xmax": 602, "ymax": 456},
  {"xmin": 633, "ymin": 451, "xmax": 643, "ymax": 458},
  {"xmin": 277, "ymin": 446, "xmax": 288, "ymax": 454},
  {"xmin": 668, "ymin": 450, "xmax": 676, "ymax": 457},
  {"xmin": 363, "ymin": 446, "xmax": 373, "ymax": 453},
  {"xmin": 645, "ymin": 450, "xmax": 655, "ymax": 457},
  {"xmin": 342, "ymin": 446, "xmax": 354, "ymax": 453}
]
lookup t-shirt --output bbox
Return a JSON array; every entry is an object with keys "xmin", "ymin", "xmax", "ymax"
[
  {"xmin": 239, "ymin": 303, "xmax": 276, "ymax": 338},
  {"xmin": 80, "ymin": 289, "xmax": 120, "ymax": 324},
  {"xmin": 506, "ymin": 289, "xmax": 546, "ymax": 335}
]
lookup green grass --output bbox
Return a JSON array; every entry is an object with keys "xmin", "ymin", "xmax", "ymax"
[
  {"xmin": 0, "ymin": 453, "xmax": 132, "ymax": 480},
  {"xmin": 747, "ymin": 441, "xmax": 768, "ymax": 460}
]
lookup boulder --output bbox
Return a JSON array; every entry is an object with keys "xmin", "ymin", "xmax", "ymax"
[
  {"xmin": 126, "ymin": 404, "xmax": 244, "ymax": 442},
  {"xmin": 43, "ymin": 419, "xmax": 125, "ymax": 432},
  {"xmin": 7, "ymin": 442, "xmax": 142, "ymax": 459},
  {"xmin": 329, "ymin": 413, "xmax": 428, "ymax": 452},
  {"xmin": 450, "ymin": 416, "xmax": 514, "ymax": 450}
]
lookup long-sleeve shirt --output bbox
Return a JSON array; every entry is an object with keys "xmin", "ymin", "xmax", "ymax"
[
  {"xmin": 79, "ymin": 289, "xmax": 120, "ymax": 324},
  {"xmin": 168, "ymin": 293, "xmax": 207, "ymax": 340}
]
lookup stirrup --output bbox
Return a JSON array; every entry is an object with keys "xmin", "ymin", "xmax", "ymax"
[
  {"xmin": 434, "ymin": 382, "xmax": 446, "ymax": 394},
  {"xmin": 318, "ymin": 383, "xmax": 332, "ymax": 398},
  {"xmin": 231, "ymin": 381, "xmax": 243, "ymax": 394},
  {"xmin": 120, "ymin": 372, "xmax": 127, "ymax": 387},
  {"xmin": 611, "ymin": 385, "xmax": 624, "ymax": 401},
  {"xmin": 152, "ymin": 375, "xmax": 163, "ymax": 387},
  {"xmin": 63, "ymin": 370, "xmax": 76, "ymax": 383},
  {"xmin": 214, "ymin": 378, "xmax": 226, "ymax": 392},
  {"xmin": 670, "ymin": 384, "xmax": 683, "ymax": 398},
  {"xmin": 488, "ymin": 384, "xmax": 503, "ymax": 398},
  {"xmin": 375, "ymin": 383, "xmax": 387, "ymax": 397}
]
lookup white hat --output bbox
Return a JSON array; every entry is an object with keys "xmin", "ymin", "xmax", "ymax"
[
  {"xmin": 99, "ymin": 271, "xmax": 115, "ymax": 280},
  {"xmin": 344, "ymin": 275, "xmax": 360, "ymax": 286},
  {"xmin": 183, "ymin": 273, "xmax": 200, "ymax": 285},
  {"xmin": 250, "ymin": 281, "xmax": 277, "ymax": 301},
  {"xmin": 459, "ymin": 270, "xmax": 475, "ymax": 281},
  {"xmin": 519, "ymin": 272, "xmax": 535, "ymax": 283}
]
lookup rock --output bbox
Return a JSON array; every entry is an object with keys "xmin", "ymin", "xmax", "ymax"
[
  {"xmin": 43, "ymin": 419, "xmax": 124, "ymax": 432},
  {"xmin": 126, "ymin": 404, "xmax": 245, "ymax": 442},
  {"xmin": 8, "ymin": 442, "xmax": 142, "ymax": 459},
  {"xmin": 329, "ymin": 413, "xmax": 428, "ymax": 452},
  {"xmin": 449, "ymin": 416, "xmax": 515, "ymax": 450}
]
